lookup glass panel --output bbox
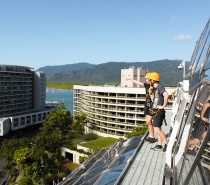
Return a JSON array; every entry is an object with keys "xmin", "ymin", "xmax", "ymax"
[
  {"xmin": 86, "ymin": 160, "xmax": 107, "ymax": 174},
  {"xmin": 121, "ymin": 148, "xmax": 136, "ymax": 156},
  {"xmin": 189, "ymin": 21, "xmax": 210, "ymax": 87},
  {"xmin": 96, "ymin": 171, "xmax": 121, "ymax": 185},
  {"xmin": 111, "ymin": 162, "xmax": 127, "ymax": 171},
  {"xmin": 78, "ymin": 174, "xmax": 101, "ymax": 185}
]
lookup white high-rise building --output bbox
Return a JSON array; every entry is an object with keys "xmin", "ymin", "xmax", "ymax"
[
  {"xmin": 0, "ymin": 65, "xmax": 53, "ymax": 136},
  {"xmin": 121, "ymin": 66, "xmax": 147, "ymax": 87}
]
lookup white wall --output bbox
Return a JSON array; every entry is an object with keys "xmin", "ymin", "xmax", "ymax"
[
  {"xmin": 121, "ymin": 66, "xmax": 147, "ymax": 87},
  {"xmin": 61, "ymin": 147, "xmax": 88, "ymax": 164},
  {"xmin": 34, "ymin": 71, "xmax": 46, "ymax": 110},
  {"xmin": 0, "ymin": 118, "xmax": 10, "ymax": 136}
]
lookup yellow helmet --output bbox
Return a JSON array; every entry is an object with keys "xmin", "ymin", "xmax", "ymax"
[
  {"xmin": 150, "ymin": 72, "xmax": 160, "ymax": 81},
  {"xmin": 145, "ymin": 72, "xmax": 152, "ymax": 79}
]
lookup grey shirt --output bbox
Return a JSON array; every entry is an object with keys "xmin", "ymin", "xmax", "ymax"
[{"xmin": 152, "ymin": 84, "xmax": 166, "ymax": 108}]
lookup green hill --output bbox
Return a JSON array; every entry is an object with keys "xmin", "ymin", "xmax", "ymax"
[
  {"xmin": 37, "ymin": 62, "xmax": 95, "ymax": 75},
  {"xmin": 38, "ymin": 59, "xmax": 188, "ymax": 86}
]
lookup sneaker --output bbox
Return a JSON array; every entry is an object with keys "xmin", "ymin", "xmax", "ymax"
[
  {"xmin": 163, "ymin": 144, "xmax": 167, "ymax": 152},
  {"xmin": 152, "ymin": 145, "xmax": 162, "ymax": 151},
  {"xmin": 145, "ymin": 137, "xmax": 156, "ymax": 143},
  {"xmin": 187, "ymin": 149, "xmax": 196, "ymax": 156}
]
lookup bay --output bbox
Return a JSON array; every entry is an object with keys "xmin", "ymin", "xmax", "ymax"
[{"xmin": 46, "ymin": 89, "xmax": 74, "ymax": 114}]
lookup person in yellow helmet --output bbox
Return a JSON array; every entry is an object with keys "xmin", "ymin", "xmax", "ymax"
[
  {"xmin": 150, "ymin": 72, "xmax": 169, "ymax": 152},
  {"xmin": 126, "ymin": 72, "xmax": 156, "ymax": 143}
]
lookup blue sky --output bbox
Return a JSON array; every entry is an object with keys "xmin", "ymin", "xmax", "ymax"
[{"xmin": 0, "ymin": 1, "xmax": 209, "ymax": 70}]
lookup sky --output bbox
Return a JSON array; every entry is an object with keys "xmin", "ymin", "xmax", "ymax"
[{"xmin": 0, "ymin": 1, "xmax": 209, "ymax": 70}]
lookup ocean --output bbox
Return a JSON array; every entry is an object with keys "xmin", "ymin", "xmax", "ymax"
[{"xmin": 46, "ymin": 89, "xmax": 74, "ymax": 114}]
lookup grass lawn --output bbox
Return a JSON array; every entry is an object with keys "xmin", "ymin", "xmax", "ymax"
[
  {"xmin": 62, "ymin": 138, "xmax": 85, "ymax": 150},
  {"xmin": 80, "ymin": 138, "xmax": 119, "ymax": 151},
  {"xmin": 66, "ymin": 163, "xmax": 80, "ymax": 169},
  {"xmin": 62, "ymin": 137, "xmax": 119, "ymax": 151}
]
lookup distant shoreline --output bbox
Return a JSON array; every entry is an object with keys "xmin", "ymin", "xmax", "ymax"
[
  {"xmin": 46, "ymin": 82, "xmax": 89, "ymax": 90},
  {"xmin": 46, "ymin": 87, "xmax": 73, "ymax": 90}
]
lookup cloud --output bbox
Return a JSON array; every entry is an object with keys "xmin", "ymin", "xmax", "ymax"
[
  {"xmin": 171, "ymin": 15, "xmax": 184, "ymax": 21},
  {"xmin": 173, "ymin": 34, "xmax": 192, "ymax": 41}
]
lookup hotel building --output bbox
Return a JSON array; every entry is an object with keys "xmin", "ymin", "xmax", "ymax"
[
  {"xmin": 0, "ymin": 65, "xmax": 53, "ymax": 136},
  {"xmin": 73, "ymin": 67, "xmax": 175, "ymax": 138}
]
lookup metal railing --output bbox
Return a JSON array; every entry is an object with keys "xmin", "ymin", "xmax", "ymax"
[{"xmin": 165, "ymin": 18, "xmax": 210, "ymax": 185}]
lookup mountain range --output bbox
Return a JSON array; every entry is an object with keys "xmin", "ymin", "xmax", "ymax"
[{"xmin": 37, "ymin": 59, "xmax": 187, "ymax": 86}]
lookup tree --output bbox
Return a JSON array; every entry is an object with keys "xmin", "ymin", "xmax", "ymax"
[
  {"xmin": 1, "ymin": 105, "xmax": 74, "ymax": 184},
  {"xmin": 35, "ymin": 127, "xmax": 63, "ymax": 152},
  {"xmin": 42, "ymin": 104, "xmax": 72, "ymax": 134},
  {"xmin": 71, "ymin": 113, "xmax": 88, "ymax": 135},
  {"xmin": 0, "ymin": 137, "xmax": 32, "ymax": 159},
  {"xmin": 13, "ymin": 147, "xmax": 35, "ymax": 177},
  {"xmin": 35, "ymin": 104, "xmax": 72, "ymax": 152},
  {"xmin": 0, "ymin": 137, "xmax": 33, "ymax": 177},
  {"xmin": 79, "ymin": 156, "xmax": 88, "ymax": 164},
  {"xmin": 18, "ymin": 176, "xmax": 35, "ymax": 185},
  {"xmin": 126, "ymin": 125, "xmax": 148, "ymax": 138},
  {"xmin": 83, "ymin": 133, "xmax": 98, "ymax": 141},
  {"xmin": 30, "ymin": 104, "xmax": 72, "ymax": 183}
]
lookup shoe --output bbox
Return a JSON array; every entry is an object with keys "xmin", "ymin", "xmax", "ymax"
[
  {"xmin": 187, "ymin": 149, "xmax": 196, "ymax": 156},
  {"xmin": 163, "ymin": 144, "xmax": 167, "ymax": 152},
  {"xmin": 145, "ymin": 137, "xmax": 156, "ymax": 143},
  {"xmin": 152, "ymin": 145, "xmax": 162, "ymax": 151}
]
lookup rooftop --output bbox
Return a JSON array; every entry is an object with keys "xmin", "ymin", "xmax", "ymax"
[
  {"xmin": 59, "ymin": 111, "xmax": 171, "ymax": 185},
  {"xmin": 59, "ymin": 106, "xmax": 210, "ymax": 185}
]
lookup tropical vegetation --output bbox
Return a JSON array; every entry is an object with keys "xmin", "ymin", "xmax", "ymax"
[
  {"xmin": 0, "ymin": 104, "xmax": 148, "ymax": 184},
  {"xmin": 126, "ymin": 125, "xmax": 148, "ymax": 138},
  {"xmin": 0, "ymin": 105, "xmax": 91, "ymax": 185}
]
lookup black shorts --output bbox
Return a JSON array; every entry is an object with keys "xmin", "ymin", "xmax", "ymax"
[
  {"xmin": 192, "ymin": 118, "xmax": 207, "ymax": 139},
  {"xmin": 153, "ymin": 110, "xmax": 165, "ymax": 128},
  {"xmin": 144, "ymin": 107, "xmax": 153, "ymax": 116}
]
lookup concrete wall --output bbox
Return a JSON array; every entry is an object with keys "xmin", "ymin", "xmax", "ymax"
[
  {"xmin": 61, "ymin": 147, "xmax": 88, "ymax": 164},
  {"xmin": 77, "ymin": 144, "xmax": 93, "ymax": 153},
  {"xmin": 0, "ymin": 118, "xmax": 10, "ymax": 136}
]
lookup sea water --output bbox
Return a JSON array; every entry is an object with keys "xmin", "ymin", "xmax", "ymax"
[{"xmin": 46, "ymin": 89, "xmax": 74, "ymax": 114}]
